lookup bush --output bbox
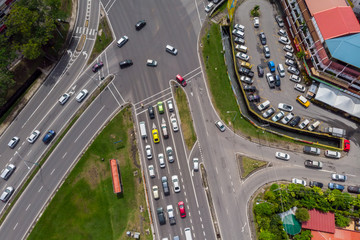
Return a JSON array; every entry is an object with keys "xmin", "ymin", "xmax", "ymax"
[
  {"xmin": 295, "ymin": 208, "xmax": 310, "ymax": 222},
  {"xmin": 293, "ymin": 230, "xmax": 312, "ymax": 240},
  {"xmin": 254, "ymin": 202, "xmax": 273, "ymax": 217},
  {"xmin": 335, "ymin": 213, "xmax": 350, "ymax": 227}
]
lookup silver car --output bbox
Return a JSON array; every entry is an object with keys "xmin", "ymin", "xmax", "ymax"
[
  {"xmin": 281, "ymin": 113, "xmax": 294, "ymax": 124},
  {"xmin": 59, "ymin": 93, "xmax": 70, "ymax": 105},
  {"xmin": 193, "ymin": 158, "xmax": 199, "ymax": 171},
  {"xmin": 166, "ymin": 146, "xmax": 174, "ymax": 163},
  {"xmin": 27, "ymin": 130, "xmax": 41, "ymax": 143},
  {"xmin": 8, "ymin": 137, "xmax": 19, "ymax": 149},
  {"xmin": 215, "ymin": 121, "xmax": 225, "ymax": 132},
  {"xmin": 262, "ymin": 107, "xmax": 275, "ymax": 118},
  {"xmin": 76, "ymin": 89, "xmax": 88, "ymax": 102},
  {"xmin": 236, "ymin": 52, "xmax": 249, "ymax": 62},
  {"xmin": 272, "ymin": 111, "xmax": 285, "ymax": 122}
]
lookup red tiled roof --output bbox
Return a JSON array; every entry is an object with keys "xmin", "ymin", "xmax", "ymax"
[
  {"xmin": 314, "ymin": 6, "xmax": 360, "ymax": 40},
  {"xmin": 304, "ymin": 0, "xmax": 347, "ymax": 16},
  {"xmin": 302, "ymin": 209, "xmax": 335, "ymax": 233},
  {"xmin": 312, "ymin": 228, "xmax": 360, "ymax": 240}
]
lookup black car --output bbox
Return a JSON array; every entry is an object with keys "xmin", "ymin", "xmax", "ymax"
[
  {"xmin": 259, "ymin": 32, "xmax": 266, "ymax": 45},
  {"xmin": 135, "ymin": 20, "xmax": 146, "ymax": 30},
  {"xmin": 257, "ymin": 65, "xmax": 264, "ymax": 77},
  {"xmin": 244, "ymin": 85, "xmax": 256, "ymax": 92},
  {"xmin": 289, "ymin": 116, "xmax": 301, "ymax": 127},
  {"xmin": 347, "ymin": 186, "xmax": 360, "ymax": 194},
  {"xmin": 248, "ymin": 94, "xmax": 260, "ymax": 102},
  {"xmin": 238, "ymin": 67, "xmax": 254, "ymax": 78},
  {"xmin": 275, "ymin": 74, "xmax": 281, "ymax": 87},
  {"xmin": 92, "ymin": 61, "xmax": 104, "ymax": 72},
  {"xmin": 309, "ymin": 181, "xmax": 323, "ymax": 188},
  {"xmin": 161, "ymin": 176, "xmax": 170, "ymax": 196},
  {"xmin": 119, "ymin": 59, "xmax": 133, "ymax": 69},
  {"xmin": 157, "ymin": 207, "xmax": 166, "ymax": 225},
  {"xmin": 148, "ymin": 106, "xmax": 155, "ymax": 119}
]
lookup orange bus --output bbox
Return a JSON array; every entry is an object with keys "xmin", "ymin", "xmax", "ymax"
[{"xmin": 110, "ymin": 159, "xmax": 122, "ymax": 194}]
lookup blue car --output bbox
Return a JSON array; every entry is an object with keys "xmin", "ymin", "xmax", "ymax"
[
  {"xmin": 268, "ymin": 61, "xmax": 275, "ymax": 72},
  {"xmin": 328, "ymin": 182, "xmax": 345, "ymax": 191},
  {"xmin": 42, "ymin": 130, "xmax": 56, "ymax": 144}
]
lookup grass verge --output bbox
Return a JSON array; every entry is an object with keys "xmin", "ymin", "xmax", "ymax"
[
  {"xmin": 174, "ymin": 85, "xmax": 197, "ymax": 150},
  {"xmin": 28, "ymin": 107, "xmax": 152, "ymax": 240},
  {"xmin": 241, "ymin": 156, "xmax": 267, "ymax": 178},
  {"xmin": 88, "ymin": 15, "xmax": 114, "ymax": 64}
]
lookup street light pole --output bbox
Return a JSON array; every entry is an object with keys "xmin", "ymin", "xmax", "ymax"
[
  {"xmin": 226, "ymin": 111, "xmax": 238, "ymax": 134},
  {"xmin": 15, "ymin": 151, "xmax": 31, "ymax": 170}
]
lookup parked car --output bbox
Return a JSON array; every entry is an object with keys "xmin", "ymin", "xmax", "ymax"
[
  {"xmin": 240, "ymin": 76, "xmax": 253, "ymax": 84},
  {"xmin": 294, "ymin": 83, "xmax": 306, "ymax": 92},
  {"xmin": 309, "ymin": 181, "xmax": 323, "ymax": 188},
  {"xmin": 328, "ymin": 182, "xmax": 344, "ymax": 191},
  {"xmin": 324, "ymin": 150, "xmax": 341, "ymax": 159},
  {"xmin": 232, "ymin": 29, "xmax": 244, "ymax": 38},
  {"xmin": 257, "ymin": 100, "xmax": 270, "ymax": 111},
  {"xmin": 298, "ymin": 119, "xmax": 310, "ymax": 129},
  {"xmin": 347, "ymin": 186, "xmax": 360, "ymax": 194},
  {"xmin": 289, "ymin": 74, "xmax": 301, "ymax": 83},
  {"xmin": 238, "ymin": 66, "xmax": 254, "ymax": 77},
  {"xmin": 296, "ymin": 95, "xmax": 310, "ymax": 108},
  {"xmin": 292, "ymin": 178, "xmax": 306, "ymax": 186},
  {"xmin": 285, "ymin": 52, "xmax": 295, "ymax": 60},
  {"xmin": 240, "ymin": 61, "xmax": 253, "ymax": 70},
  {"xmin": 275, "ymin": 75, "xmax": 281, "ymax": 87},
  {"xmin": 167, "ymin": 100, "xmax": 174, "ymax": 112},
  {"xmin": 253, "ymin": 17, "xmax": 259, "ymax": 28},
  {"xmin": 248, "ymin": 94, "xmax": 260, "ymax": 102},
  {"xmin": 303, "ymin": 146, "xmax": 320, "ymax": 155},
  {"xmin": 343, "ymin": 139, "xmax": 350, "ymax": 152},
  {"xmin": 275, "ymin": 15, "xmax": 284, "ymax": 27},
  {"xmin": 275, "ymin": 152, "xmax": 290, "ymax": 161},
  {"xmin": 259, "ymin": 32, "xmax": 266, "ymax": 45},
  {"xmin": 215, "ymin": 121, "xmax": 225, "ymax": 132},
  {"xmin": 272, "ymin": 111, "xmax": 285, "ymax": 122},
  {"xmin": 278, "ymin": 36, "xmax": 290, "ymax": 45},
  {"xmin": 262, "ymin": 107, "xmax": 275, "ymax": 118},
  {"xmin": 234, "ymin": 37, "xmax": 245, "ymax": 45},
  {"xmin": 266, "ymin": 73, "xmax": 275, "ymax": 89},
  {"xmin": 263, "ymin": 45, "xmax": 270, "ymax": 58},
  {"xmin": 8, "ymin": 137, "xmax": 19, "ymax": 149},
  {"xmin": 283, "ymin": 44, "xmax": 294, "ymax": 53},
  {"xmin": 234, "ymin": 24, "xmax": 245, "ymax": 31},
  {"xmin": 288, "ymin": 66, "xmax": 299, "ymax": 75},
  {"xmin": 92, "ymin": 61, "xmax": 104, "ymax": 72},
  {"xmin": 157, "ymin": 101, "xmax": 164, "ymax": 114},
  {"xmin": 278, "ymin": 29, "xmax": 287, "ymax": 36},
  {"xmin": 278, "ymin": 103, "xmax": 293, "ymax": 111},
  {"xmin": 304, "ymin": 160, "xmax": 323, "ymax": 169},
  {"xmin": 281, "ymin": 113, "xmax": 294, "ymax": 124},
  {"xmin": 236, "ymin": 52, "xmax": 250, "ymax": 62},
  {"xmin": 331, "ymin": 174, "xmax": 347, "ymax": 182},
  {"xmin": 135, "ymin": 20, "xmax": 146, "ymax": 30},
  {"xmin": 285, "ymin": 59, "xmax": 297, "ymax": 67},
  {"xmin": 268, "ymin": 61, "xmax": 275, "ymax": 72},
  {"xmin": 205, "ymin": 2, "xmax": 215, "ymax": 13},
  {"xmin": 244, "ymin": 85, "xmax": 256, "ymax": 92},
  {"xmin": 257, "ymin": 65, "xmax": 264, "ymax": 77},
  {"xmin": 289, "ymin": 116, "xmax": 301, "ymax": 127}
]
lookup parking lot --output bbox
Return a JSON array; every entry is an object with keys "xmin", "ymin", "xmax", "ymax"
[{"xmin": 232, "ymin": 0, "xmax": 357, "ymax": 137}]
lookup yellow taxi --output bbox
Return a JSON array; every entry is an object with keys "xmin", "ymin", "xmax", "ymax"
[
  {"xmin": 152, "ymin": 129, "xmax": 160, "ymax": 143},
  {"xmin": 296, "ymin": 95, "xmax": 310, "ymax": 108},
  {"xmin": 240, "ymin": 61, "xmax": 253, "ymax": 69}
]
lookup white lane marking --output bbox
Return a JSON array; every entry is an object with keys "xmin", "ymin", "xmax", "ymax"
[
  {"xmin": 13, "ymin": 223, "xmax": 18, "ymax": 230},
  {"xmin": 215, "ymin": 167, "xmax": 218, "ymax": 175},
  {"xmin": 190, "ymin": 218, "xmax": 192, "ymax": 224},
  {"xmin": 184, "ymin": 191, "xmax": 187, "ymax": 196},
  {"xmin": 198, "ymin": 210, "xmax": 201, "ymax": 216},
  {"xmin": 25, "ymin": 204, "xmax": 31, "ymax": 211},
  {"xmin": 134, "ymin": 87, "xmax": 172, "ymax": 106},
  {"xmin": 27, "ymin": 150, "xmax": 32, "ymax": 157},
  {"xmin": 50, "ymin": 169, "xmax": 55, "ymax": 175},
  {"xmin": 183, "ymin": 66, "xmax": 201, "ymax": 78},
  {"xmin": 203, "ymin": 231, "xmax": 206, "ymax": 236},
  {"xmin": 111, "ymin": 82, "xmax": 125, "ymax": 103},
  {"xmin": 9, "ymin": 157, "xmax": 13, "ymax": 162},
  {"xmin": 74, "ymin": 105, "xmax": 105, "ymax": 143},
  {"xmin": 241, "ymin": 222, "xmax": 247, "ymax": 232},
  {"xmin": 38, "ymin": 186, "xmax": 43, "ymax": 192},
  {"xmin": 62, "ymin": 152, "xmax": 67, "ymax": 159},
  {"xmin": 105, "ymin": 0, "xmax": 117, "ymax": 13},
  {"xmin": 107, "ymin": 85, "xmax": 122, "ymax": 107}
]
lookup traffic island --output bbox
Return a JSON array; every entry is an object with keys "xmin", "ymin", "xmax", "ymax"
[{"xmin": 237, "ymin": 154, "xmax": 268, "ymax": 179}]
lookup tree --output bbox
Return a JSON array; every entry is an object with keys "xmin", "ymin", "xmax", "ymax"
[
  {"xmin": 254, "ymin": 202, "xmax": 273, "ymax": 217},
  {"xmin": 335, "ymin": 213, "xmax": 350, "ymax": 227},
  {"xmin": 0, "ymin": 70, "xmax": 15, "ymax": 106},
  {"xmin": 295, "ymin": 208, "xmax": 310, "ymax": 222},
  {"xmin": 296, "ymin": 51, "xmax": 305, "ymax": 59},
  {"xmin": 258, "ymin": 230, "xmax": 275, "ymax": 240},
  {"xmin": 293, "ymin": 230, "xmax": 312, "ymax": 240}
]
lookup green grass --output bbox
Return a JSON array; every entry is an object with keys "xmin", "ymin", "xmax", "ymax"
[
  {"xmin": 88, "ymin": 16, "xmax": 113, "ymax": 64},
  {"xmin": 174, "ymin": 86, "xmax": 197, "ymax": 150},
  {"xmin": 241, "ymin": 156, "xmax": 267, "ymax": 178},
  {"xmin": 28, "ymin": 107, "xmax": 152, "ymax": 240}
]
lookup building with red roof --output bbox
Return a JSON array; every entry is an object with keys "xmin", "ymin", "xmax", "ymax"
[
  {"xmin": 312, "ymin": 228, "xmax": 360, "ymax": 240},
  {"xmin": 302, "ymin": 209, "xmax": 335, "ymax": 233}
]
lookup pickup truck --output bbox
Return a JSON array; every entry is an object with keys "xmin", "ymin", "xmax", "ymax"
[
  {"xmin": 303, "ymin": 146, "xmax": 320, "ymax": 155},
  {"xmin": 304, "ymin": 160, "xmax": 323, "ymax": 169}
]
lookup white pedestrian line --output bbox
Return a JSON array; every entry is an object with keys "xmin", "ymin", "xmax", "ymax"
[
  {"xmin": 38, "ymin": 186, "xmax": 43, "ymax": 192},
  {"xmin": 13, "ymin": 223, "xmax": 18, "ymax": 230},
  {"xmin": 25, "ymin": 204, "xmax": 31, "ymax": 211},
  {"xmin": 50, "ymin": 169, "xmax": 55, "ymax": 175}
]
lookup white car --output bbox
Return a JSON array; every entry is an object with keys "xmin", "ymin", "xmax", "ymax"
[
  {"xmin": 167, "ymin": 100, "xmax": 174, "ymax": 112},
  {"xmin": 117, "ymin": 35, "xmax": 129, "ymax": 47},
  {"xmin": 158, "ymin": 153, "xmax": 165, "ymax": 168},
  {"xmin": 172, "ymin": 175, "xmax": 181, "ymax": 193},
  {"xmin": 258, "ymin": 100, "xmax": 270, "ymax": 111},
  {"xmin": 8, "ymin": 137, "xmax": 19, "ymax": 149},
  {"xmin": 59, "ymin": 93, "xmax": 70, "ymax": 105},
  {"xmin": 205, "ymin": 2, "xmax": 215, "ymax": 13},
  {"xmin": 146, "ymin": 59, "xmax": 157, "ymax": 67},
  {"xmin": 145, "ymin": 145, "xmax": 152, "ymax": 160},
  {"xmin": 166, "ymin": 146, "xmax": 174, "ymax": 163},
  {"xmin": 236, "ymin": 52, "xmax": 250, "ymax": 62},
  {"xmin": 272, "ymin": 111, "xmax": 285, "ymax": 122},
  {"xmin": 289, "ymin": 74, "xmax": 301, "ymax": 83},
  {"xmin": 299, "ymin": 119, "xmax": 310, "ymax": 129},
  {"xmin": 215, "ymin": 121, "xmax": 225, "ymax": 132},
  {"xmin": 27, "ymin": 130, "xmax": 41, "ymax": 143},
  {"xmin": 285, "ymin": 59, "xmax": 296, "ymax": 67},
  {"xmin": 170, "ymin": 117, "xmax": 179, "ymax": 132},
  {"xmin": 283, "ymin": 44, "xmax": 294, "ymax": 53},
  {"xmin": 232, "ymin": 29, "xmax": 245, "ymax": 38},
  {"xmin": 148, "ymin": 165, "xmax": 155, "ymax": 178},
  {"xmin": 292, "ymin": 178, "xmax": 306, "ymax": 186},
  {"xmin": 152, "ymin": 185, "xmax": 159, "ymax": 200},
  {"xmin": 76, "ymin": 89, "xmax": 88, "ymax": 102},
  {"xmin": 281, "ymin": 113, "xmax": 294, "ymax": 124},
  {"xmin": 166, "ymin": 45, "xmax": 178, "ymax": 55},
  {"xmin": 234, "ymin": 24, "xmax": 245, "ymax": 31},
  {"xmin": 275, "ymin": 152, "xmax": 290, "ymax": 161},
  {"xmin": 278, "ymin": 36, "xmax": 290, "ymax": 45},
  {"xmin": 193, "ymin": 158, "xmax": 199, "ymax": 171},
  {"xmin": 240, "ymin": 76, "xmax": 253, "ymax": 84},
  {"xmin": 278, "ymin": 103, "xmax": 293, "ymax": 112},
  {"xmin": 294, "ymin": 84, "xmax": 306, "ymax": 92},
  {"xmin": 253, "ymin": 17, "xmax": 259, "ymax": 28}
]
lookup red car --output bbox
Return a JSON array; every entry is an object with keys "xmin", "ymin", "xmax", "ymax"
[
  {"xmin": 176, "ymin": 74, "xmax": 187, "ymax": 87},
  {"xmin": 92, "ymin": 61, "xmax": 104, "ymax": 72},
  {"xmin": 178, "ymin": 201, "xmax": 186, "ymax": 218},
  {"xmin": 343, "ymin": 139, "xmax": 350, "ymax": 152}
]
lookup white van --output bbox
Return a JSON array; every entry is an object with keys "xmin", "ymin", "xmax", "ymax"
[
  {"xmin": 324, "ymin": 150, "xmax": 341, "ymax": 159},
  {"xmin": 307, "ymin": 120, "xmax": 320, "ymax": 131},
  {"xmin": 238, "ymin": 45, "xmax": 248, "ymax": 53},
  {"xmin": 184, "ymin": 228, "xmax": 193, "ymax": 240},
  {"xmin": 0, "ymin": 164, "xmax": 16, "ymax": 180},
  {"xmin": 139, "ymin": 121, "xmax": 147, "ymax": 139},
  {"xmin": 277, "ymin": 64, "xmax": 285, "ymax": 77}
]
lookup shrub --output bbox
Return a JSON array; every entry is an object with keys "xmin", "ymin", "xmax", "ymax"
[
  {"xmin": 295, "ymin": 208, "xmax": 310, "ymax": 222},
  {"xmin": 335, "ymin": 213, "xmax": 350, "ymax": 227},
  {"xmin": 254, "ymin": 202, "xmax": 273, "ymax": 217}
]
